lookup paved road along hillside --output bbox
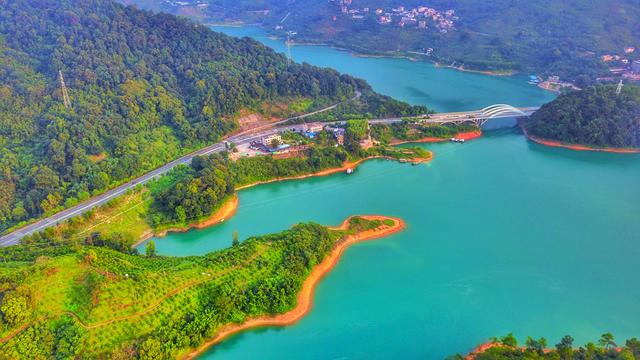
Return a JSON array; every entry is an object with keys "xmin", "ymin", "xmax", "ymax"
[{"xmin": 0, "ymin": 101, "xmax": 537, "ymax": 247}]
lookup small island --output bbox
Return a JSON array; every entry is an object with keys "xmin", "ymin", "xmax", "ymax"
[{"xmin": 524, "ymin": 84, "xmax": 640, "ymax": 153}]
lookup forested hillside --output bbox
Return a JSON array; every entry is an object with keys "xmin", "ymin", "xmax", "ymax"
[
  {"xmin": 130, "ymin": 0, "xmax": 640, "ymax": 83},
  {"xmin": 0, "ymin": 0, "xmax": 421, "ymax": 234},
  {"xmin": 526, "ymin": 85, "xmax": 640, "ymax": 148}
]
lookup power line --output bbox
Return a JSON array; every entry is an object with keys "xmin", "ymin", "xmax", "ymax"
[
  {"xmin": 58, "ymin": 70, "xmax": 72, "ymax": 109},
  {"xmin": 616, "ymin": 79, "xmax": 624, "ymax": 95},
  {"xmin": 285, "ymin": 31, "xmax": 296, "ymax": 66}
]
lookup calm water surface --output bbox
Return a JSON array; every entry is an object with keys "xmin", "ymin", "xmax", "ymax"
[
  {"xmin": 212, "ymin": 26, "xmax": 555, "ymax": 112},
  {"xmin": 147, "ymin": 27, "xmax": 640, "ymax": 359}
]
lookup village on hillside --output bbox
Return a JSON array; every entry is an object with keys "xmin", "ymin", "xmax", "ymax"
[
  {"xmin": 600, "ymin": 47, "xmax": 640, "ymax": 82},
  {"xmin": 332, "ymin": 0, "xmax": 457, "ymax": 33}
]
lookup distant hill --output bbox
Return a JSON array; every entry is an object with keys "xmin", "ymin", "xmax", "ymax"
[
  {"xmin": 125, "ymin": 0, "xmax": 640, "ymax": 84},
  {"xmin": 0, "ymin": 0, "xmax": 423, "ymax": 233},
  {"xmin": 526, "ymin": 85, "xmax": 640, "ymax": 149}
]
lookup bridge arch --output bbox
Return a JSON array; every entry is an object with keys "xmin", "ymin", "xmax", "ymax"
[{"xmin": 478, "ymin": 104, "xmax": 527, "ymax": 126}]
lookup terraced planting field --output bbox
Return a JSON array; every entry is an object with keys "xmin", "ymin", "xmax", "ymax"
[{"xmin": 0, "ymin": 217, "xmax": 396, "ymax": 358}]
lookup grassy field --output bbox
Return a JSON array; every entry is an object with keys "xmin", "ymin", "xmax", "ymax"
[{"xmin": 60, "ymin": 190, "xmax": 153, "ymax": 243}]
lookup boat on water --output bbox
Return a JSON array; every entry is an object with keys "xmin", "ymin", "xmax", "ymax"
[
  {"xmin": 346, "ymin": 168, "xmax": 354, "ymax": 174},
  {"xmin": 528, "ymin": 74, "xmax": 540, "ymax": 85}
]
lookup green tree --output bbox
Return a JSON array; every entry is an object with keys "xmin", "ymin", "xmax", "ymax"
[
  {"xmin": 346, "ymin": 119, "xmax": 368, "ymax": 140},
  {"xmin": 626, "ymin": 338, "xmax": 640, "ymax": 357},
  {"xmin": 232, "ymin": 230, "xmax": 239, "ymax": 247},
  {"xmin": 146, "ymin": 240, "xmax": 156, "ymax": 257},
  {"xmin": 0, "ymin": 293, "xmax": 30, "ymax": 326},
  {"xmin": 556, "ymin": 335, "xmax": 574, "ymax": 359},
  {"xmin": 269, "ymin": 138, "xmax": 281, "ymax": 148},
  {"xmin": 175, "ymin": 205, "xmax": 187, "ymax": 224},
  {"xmin": 526, "ymin": 337, "xmax": 547, "ymax": 355},
  {"xmin": 599, "ymin": 332, "xmax": 616, "ymax": 350},
  {"xmin": 138, "ymin": 337, "xmax": 164, "ymax": 360},
  {"xmin": 500, "ymin": 333, "xmax": 518, "ymax": 347}
]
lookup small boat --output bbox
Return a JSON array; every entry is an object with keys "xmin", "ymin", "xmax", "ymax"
[{"xmin": 346, "ymin": 168, "xmax": 354, "ymax": 174}]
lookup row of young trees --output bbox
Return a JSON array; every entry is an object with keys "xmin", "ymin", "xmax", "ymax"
[
  {"xmin": 448, "ymin": 332, "xmax": 640, "ymax": 360},
  {"xmin": 132, "ymin": 222, "xmax": 339, "ymax": 359},
  {"xmin": 0, "ymin": 217, "xmax": 344, "ymax": 358}
]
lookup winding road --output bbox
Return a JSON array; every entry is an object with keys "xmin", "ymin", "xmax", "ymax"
[
  {"xmin": 0, "ymin": 93, "xmax": 360, "ymax": 247},
  {"xmin": 0, "ymin": 98, "xmax": 537, "ymax": 247}
]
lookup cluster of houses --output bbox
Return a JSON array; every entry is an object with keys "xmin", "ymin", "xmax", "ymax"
[
  {"xmin": 248, "ymin": 123, "xmax": 347, "ymax": 156},
  {"xmin": 334, "ymin": 0, "xmax": 457, "ymax": 33},
  {"xmin": 535, "ymin": 46, "xmax": 640, "ymax": 92},
  {"xmin": 163, "ymin": 0, "xmax": 208, "ymax": 8},
  {"xmin": 601, "ymin": 47, "xmax": 640, "ymax": 82}
]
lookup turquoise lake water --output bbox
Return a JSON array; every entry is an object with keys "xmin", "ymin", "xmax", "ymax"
[
  {"xmin": 211, "ymin": 26, "xmax": 555, "ymax": 112},
  {"xmin": 148, "ymin": 27, "xmax": 640, "ymax": 359}
]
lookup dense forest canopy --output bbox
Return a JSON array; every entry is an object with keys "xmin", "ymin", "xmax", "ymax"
[
  {"xmin": 526, "ymin": 85, "xmax": 640, "ymax": 148},
  {"xmin": 128, "ymin": 0, "xmax": 640, "ymax": 83},
  {"xmin": 0, "ymin": 0, "xmax": 422, "ymax": 234}
]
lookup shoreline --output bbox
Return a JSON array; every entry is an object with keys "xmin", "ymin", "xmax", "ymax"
[
  {"xmin": 134, "ymin": 153, "xmax": 429, "ymax": 247},
  {"xmin": 209, "ymin": 24, "xmax": 518, "ymax": 79},
  {"xmin": 463, "ymin": 340, "xmax": 619, "ymax": 359},
  {"xmin": 389, "ymin": 130, "xmax": 483, "ymax": 146},
  {"xmin": 182, "ymin": 215, "xmax": 406, "ymax": 359},
  {"xmin": 521, "ymin": 125, "xmax": 640, "ymax": 154},
  {"xmin": 131, "ymin": 194, "xmax": 239, "ymax": 248},
  {"xmin": 135, "ymin": 153, "xmax": 429, "ymax": 247},
  {"xmin": 236, "ymin": 154, "xmax": 432, "ymax": 191},
  {"xmin": 464, "ymin": 342, "xmax": 504, "ymax": 360},
  {"xmin": 433, "ymin": 63, "xmax": 516, "ymax": 76}
]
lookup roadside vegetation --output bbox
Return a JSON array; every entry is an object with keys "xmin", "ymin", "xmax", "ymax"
[
  {"xmin": 302, "ymin": 91, "xmax": 430, "ymax": 124},
  {"xmin": 0, "ymin": 0, "xmax": 426, "ymax": 235},
  {"xmin": 18, "ymin": 122, "xmax": 430, "ymax": 250}
]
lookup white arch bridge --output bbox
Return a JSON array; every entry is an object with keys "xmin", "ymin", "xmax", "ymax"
[{"xmin": 368, "ymin": 104, "xmax": 540, "ymax": 127}]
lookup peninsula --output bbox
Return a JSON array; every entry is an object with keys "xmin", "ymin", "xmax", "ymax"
[
  {"xmin": 184, "ymin": 216, "xmax": 405, "ymax": 359},
  {"xmin": 524, "ymin": 84, "xmax": 640, "ymax": 153},
  {"xmin": 0, "ymin": 216, "xmax": 404, "ymax": 358}
]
